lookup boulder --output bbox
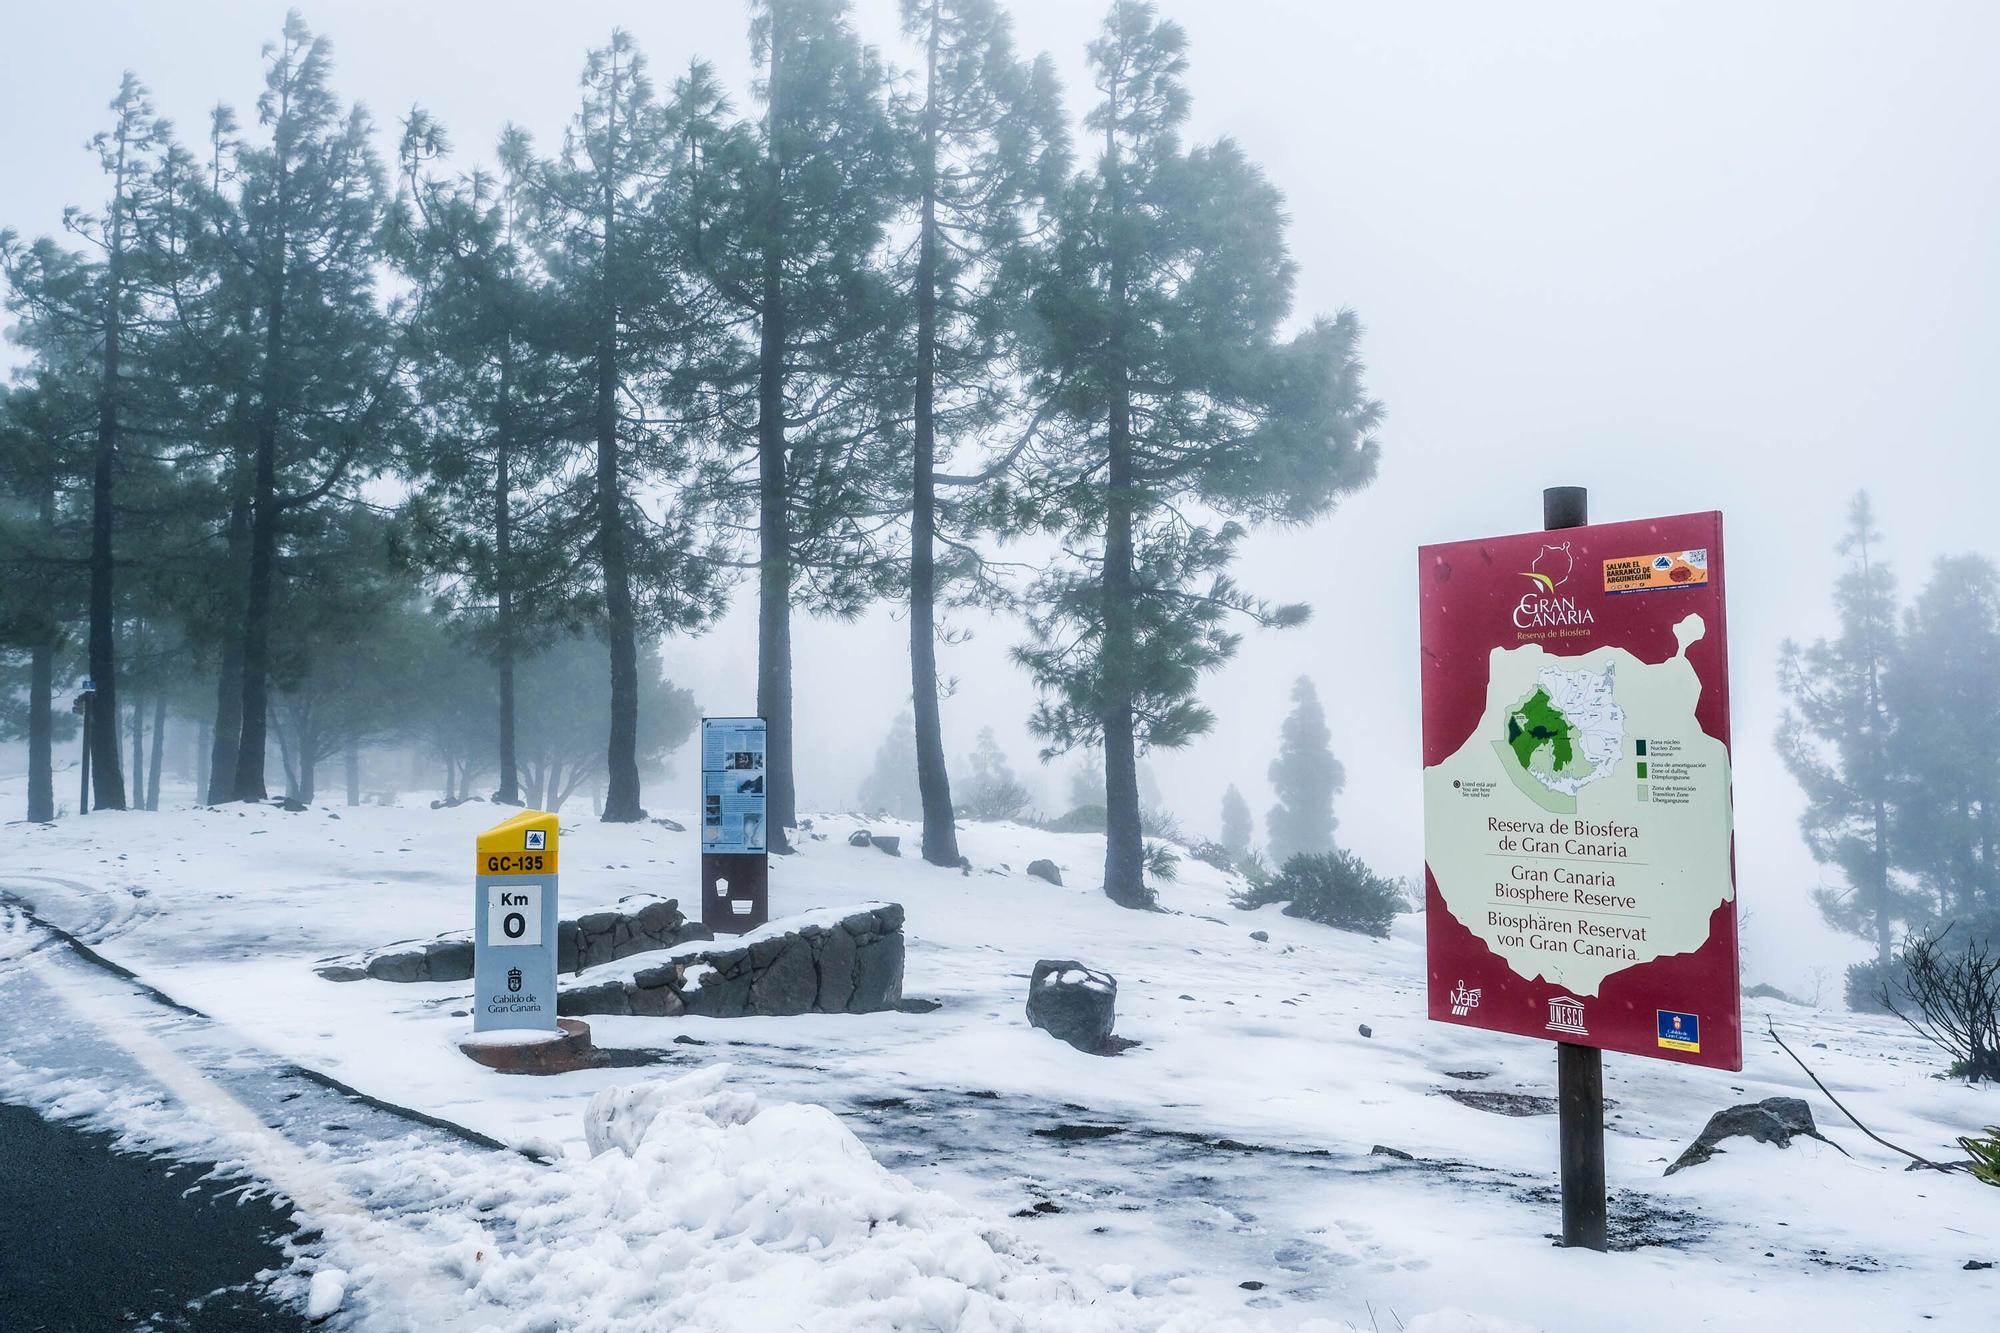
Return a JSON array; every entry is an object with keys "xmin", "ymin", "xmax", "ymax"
[
  {"xmin": 1027, "ymin": 959, "xmax": 1117, "ymax": 1053},
  {"xmin": 1026, "ymin": 859, "xmax": 1063, "ymax": 886},
  {"xmin": 559, "ymin": 904, "xmax": 906, "ymax": 1021},
  {"xmin": 848, "ymin": 830, "xmax": 873, "ymax": 847},
  {"xmin": 1665, "ymin": 1096, "xmax": 1831, "ymax": 1175},
  {"xmin": 872, "ymin": 835, "xmax": 902, "ymax": 857}
]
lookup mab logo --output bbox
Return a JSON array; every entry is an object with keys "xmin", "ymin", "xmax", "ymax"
[{"xmin": 1447, "ymin": 979, "xmax": 1481, "ymax": 1017}]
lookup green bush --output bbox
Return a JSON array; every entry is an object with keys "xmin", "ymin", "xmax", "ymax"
[
  {"xmin": 1187, "ymin": 839, "xmax": 1233, "ymax": 873},
  {"xmin": 1235, "ymin": 850, "xmax": 1405, "ymax": 938},
  {"xmin": 1044, "ymin": 803, "xmax": 1107, "ymax": 833}
]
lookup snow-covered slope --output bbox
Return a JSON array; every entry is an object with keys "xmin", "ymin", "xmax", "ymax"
[{"xmin": 4, "ymin": 785, "xmax": 1996, "ymax": 1330}]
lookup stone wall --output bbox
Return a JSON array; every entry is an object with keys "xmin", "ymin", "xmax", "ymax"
[
  {"xmin": 559, "ymin": 904, "xmax": 904, "ymax": 1019},
  {"xmin": 317, "ymin": 896, "xmax": 710, "ymax": 983}
]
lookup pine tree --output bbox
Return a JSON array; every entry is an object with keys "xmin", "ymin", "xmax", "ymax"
[
  {"xmin": 507, "ymin": 634, "xmax": 699, "ymax": 813},
  {"xmin": 1219, "ymin": 782, "xmax": 1251, "ymax": 862},
  {"xmin": 1778, "ymin": 493, "xmax": 1923, "ymax": 963},
  {"xmin": 857, "ymin": 709, "xmax": 923, "ymax": 820},
  {"xmin": 892, "ymin": 0, "xmax": 1068, "ymax": 867},
  {"xmin": 675, "ymin": 0, "xmax": 904, "ymax": 850},
  {"xmin": 0, "ymin": 382, "xmax": 85, "ymax": 820},
  {"xmin": 395, "ymin": 117, "xmax": 581, "ymax": 806},
  {"xmin": 1885, "ymin": 555, "xmax": 2000, "ymax": 919},
  {"xmin": 204, "ymin": 15, "xmax": 406, "ymax": 802},
  {"xmin": 1267, "ymin": 676, "xmax": 1343, "ymax": 866},
  {"xmin": 1012, "ymin": 3, "xmax": 1381, "ymax": 907},
  {"xmin": 1067, "ymin": 750, "xmax": 1105, "ymax": 811},
  {"xmin": 524, "ymin": 31, "xmax": 729, "ymax": 821},
  {"xmin": 2, "ymin": 73, "xmax": 179, "ymax": 810},
  {"xmin": 961, "ymin": 725, "xmax": 1031, "ymax": 821}
]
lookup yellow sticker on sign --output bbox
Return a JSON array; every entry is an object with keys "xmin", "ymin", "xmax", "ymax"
[{"xmin": 1603, "ymin": 549, "xmax": 1710, "ymax": 595}]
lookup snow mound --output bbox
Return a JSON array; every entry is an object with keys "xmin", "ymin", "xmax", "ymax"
[{"xmin": 444, "ymin": 1064, "xmax": 1341, "ymax": 1332}]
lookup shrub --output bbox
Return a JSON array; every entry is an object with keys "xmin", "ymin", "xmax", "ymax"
[
  {"xmin": 1187, "ymin": 839, "xmax": 1233, "ymax": 873},
  {"xmin": 1961, "ymin": 1127, "xmax": 2000, "ymax": 1187},
  {"xmin": 1883, "ymin": 923, "xmax": 2000, "ymax": 1083},
  {"xmin": 1847, "ymin": 910, "xmax": 2000, "ymax": 1015},
  {"xmin": 1235, "ymin": 849, "xmax": 1405, "ymax": 938},
  {"xmin": 1144, "ymin": 840, "xmax": 1180, "ymax": 885},
  {"xmin": 1044, "ymin": 804, "xmax": 1107, "ymax": 833},
  {"xmin": 1845, "ymin": 958, "xmax": 1896, "ymax": 1014}
]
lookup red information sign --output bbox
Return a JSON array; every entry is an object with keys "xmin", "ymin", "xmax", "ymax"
[{"xmin": 1419, "ymin": 511, "xmax": 1740, "ymax": 1070}]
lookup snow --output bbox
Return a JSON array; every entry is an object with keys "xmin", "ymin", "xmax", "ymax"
[
  {"xmin": 4, "ymin": 781, "xmax": 1999, "ymax": 1330},
  {"xmin": 307, "ymin": 1267, "xmax": 349, "ymax": 1320},
  {"xmin": 461, "ymin": 1027, "xmax": 568, "ymax": 1047}
]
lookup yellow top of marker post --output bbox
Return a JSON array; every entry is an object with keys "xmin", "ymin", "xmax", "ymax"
[{"xmin": 475, "ymin": 809, "xmax": 559, "ymax": 876}]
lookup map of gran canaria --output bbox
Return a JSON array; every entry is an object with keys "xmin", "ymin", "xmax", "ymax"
[
  {"xmin": 1423, "ymin": 613, "xmax": 1733, "ymax": 995},
  {"xmin": 1499, "ymin": 664, "xmax": 1625, "ymax": 810}
]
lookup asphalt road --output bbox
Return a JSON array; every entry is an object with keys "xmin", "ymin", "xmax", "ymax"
[{"xmin": 0, "ymin": 1099, "xmax": 307, "ymax": 1331}]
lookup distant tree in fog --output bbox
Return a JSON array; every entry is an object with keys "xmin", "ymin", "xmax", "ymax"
[
  {"xmin": 857, "ymin": 710, "xmax": 924, "ymax": 821},
  {"xmin": 960, "ymin": 726, "xmax": 1032, "ymax": 821},
  {"xmin": 1219, "ymin": 783, "xmax": 1252, "ymax": 862},
  {"xmin": 1778, "ymin": 493, "xmax": 1924, "ymax": 964},
  {"xmin": 1267, "ymin": 677, "xmax": 1342, "ymax": 868}
]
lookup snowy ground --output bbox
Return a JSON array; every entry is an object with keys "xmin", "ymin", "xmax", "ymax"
[{"xmin": 3, "ymin": 779, "xmax": 1996, "ymax": 1331}]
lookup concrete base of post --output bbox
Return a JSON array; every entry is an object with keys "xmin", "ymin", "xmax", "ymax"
[{"xmin": 457, "ymin": 1018, "xmax": 596, "ymax": 1075}]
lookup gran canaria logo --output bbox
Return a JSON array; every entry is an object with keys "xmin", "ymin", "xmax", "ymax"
[
  {"xmin": 1513, "ymin": 543, "xmax": 1595, "ymax": 629},
  {"xmin": 1521, "ymin": 542, "xmax": 1573, "ymax": 593}
]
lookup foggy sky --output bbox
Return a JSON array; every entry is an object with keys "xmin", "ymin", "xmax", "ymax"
[{"xmin": 5, "ymin": 1, "xmax": 1996, "ymax": 993}]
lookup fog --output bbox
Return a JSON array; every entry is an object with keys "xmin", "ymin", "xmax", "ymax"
[{"xmin": 4, "ymin": 0, "xmax": 1996, "ymax": 994}]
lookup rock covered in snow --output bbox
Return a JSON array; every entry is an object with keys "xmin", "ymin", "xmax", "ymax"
[
  {"xmin": 560, "ymin": 904, "xmax": 906, "ymax": 1020},
  {"xmin": 1026, "ymin": 859, "xmax": 1063, "ymax": 886},
  {"xmin": 848, "ymin": 829, "xmax": 873, "ymax": 847},
  {"xmin": 305, "ymin": 1267, "xmax": 347, "ymax": 1321},
  {"xmin": 872, "ymin": 835, "xmax": 902, "ymax": 856},
  {"xmin": 1665, "ymin": 1096, "xmax": 1832, "ymax": 1175},
  {"xmin": 1027, "ymin": 959, "xmax": 1117, "ymax": 1052}
]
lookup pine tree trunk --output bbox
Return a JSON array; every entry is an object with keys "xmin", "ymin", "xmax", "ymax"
[
  {"xmin": 88, "ymin": 315, "xmax": 126, "ymax": 811},
  {"xmin": 27, "ymin": 478, "xmax": 56, "ymax": 823},
  {"xmin": 234, "ymin": 425, "xmax": 280, "ymax": 802},
  {"xmin": 910, "ymin": 10, "xmax": 960, "ymax": 869},
  {"xmin": 129, "ymin": 695, "xmax": 145, "ymax": 806},
  {"xmin": 195, "ymin": 717, "xmax": 211, "ymax": 811},
  {"xmin": 27, "ymin": 637, "xmax": 54, "ymax": 823},
  {"xmin": 234, "ymin": 160, "xmax": 289, "ymax": 804},
  {"xmin": 208, "ymin": 497, "xmax": 249, "ymax": 804},
  {"xmin": 345, "ymin": 740, "xmax": 360, "ymax": 806},
  {"xmin": 1098, "ymin": 85, "xmax": 1147, "ymax": 909},
  {"xmin": 595, "ymin": 61, "xmax": 644, "ymax": 825},
  {"xmin": 756, "ymin": 13, "xmax": 797, "ymax": 851},
  {"xmin": 146, "ymin": 693, "xmax": 165, "ymax": 810},
  {"xmin": 494, "ymin": 358, "xmax": 520, "ymax": 804}
]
